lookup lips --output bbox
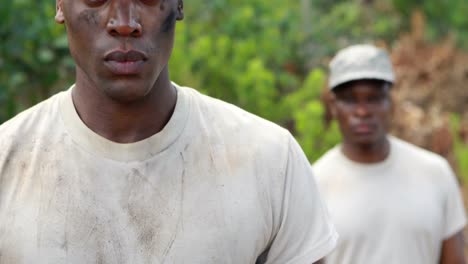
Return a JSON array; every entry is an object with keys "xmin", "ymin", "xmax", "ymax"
[
  {"xmin": 104, "ymin": 50, "xmax": 148, "ymax": 75},
  {"xmin": 352, "ymin": 123, "xmax": 375, "ymax": 134}
]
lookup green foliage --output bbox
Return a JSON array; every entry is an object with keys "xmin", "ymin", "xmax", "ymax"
[
  {"xmin": 171, "ymin": 0, "xmax": 304, "ymax": 123},
  {"xmin": 450, "ymin": 114, "xmax": 468, "ymax": 182},
  {"xmin": 392, "ymin": 0, "xmax": 468, "ymax": 46},
  {"xmin": 303, "ymin": 1, "xmax": 401, "ymax": 64},
  {"xmin": 288, "ymin": 69, "xmax": 341, "ymax": 161},
  {"xmin": 0, "ymin": 0, "xmax": 72, "ymax": 121}
]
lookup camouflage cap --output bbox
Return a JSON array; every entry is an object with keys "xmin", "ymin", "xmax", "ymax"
[{"xmin": 328, "ymin": 44, "xmax": 395, "ymax": 90}]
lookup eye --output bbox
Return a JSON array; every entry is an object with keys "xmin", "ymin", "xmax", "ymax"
[
  {"xmin": 84, "ymin": 0, "xmax": 107, "ymax": 7},
  {"xmin": 367, "ymin": 94, "xmax": 386, "ymax": 104},
  {"xmin": 338, "ymin": 94, "xmax": 357, "ymax": 104},
  {"xmin": 140, "ymin": 0, "xmax": 160, "ymax": 6}
]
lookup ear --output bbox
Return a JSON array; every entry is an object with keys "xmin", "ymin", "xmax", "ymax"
[
  {"xmin": 328, "ymin": 92, "xmax": 338, "ymax": 118},
  {"xmin": 176, "ymin": 0, "xmax": 184, "ymax": 21},
  {"xmin": 55, "ymin": 0, "xmax": 65, "ymax": 24},
  {"xmin": 389, "ymin": 90, "xmax": 395, "ymax": 116}
]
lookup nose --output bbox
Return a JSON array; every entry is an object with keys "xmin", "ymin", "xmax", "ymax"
[
  {"xmin": 106, "ymin": 2, "xmax": 142, "ymax": 37},
  {"xmin": 354, "ymin": 102, "xmax": 371, "ymax": 117}
]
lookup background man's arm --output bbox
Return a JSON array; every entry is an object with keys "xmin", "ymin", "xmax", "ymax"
[{"xmin": 440, "ymin": 231, "xmax": 466, "ymax": 264}]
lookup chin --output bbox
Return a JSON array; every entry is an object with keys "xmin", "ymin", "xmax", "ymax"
[
  {"xmin": 352, "ymin": 134, "xmax": 379, "ymax": 147},
  {"xmin": 102, "ymin": 82, "xmax": 152, "ymax": 103},
  {"xmin": 352, "ymin": 133, "xmax": 388, "ymax": 148}
]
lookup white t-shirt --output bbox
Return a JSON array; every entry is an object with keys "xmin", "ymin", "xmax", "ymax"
[
  {"xmin": 313, "ymin": 136, "xmax": 466, "ymax": 264},
  {"xmin": 0, "ymin": 84, "xmax": 337, "ymax": 264}
]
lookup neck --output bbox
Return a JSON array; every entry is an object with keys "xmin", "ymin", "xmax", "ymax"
[
  {"xmin": 72, "ymin": 67, "xmax": 177, "ymax": 143},
  {"xmin": 341, "ymin": 136, "xmax": 390, "ymax": 164}
]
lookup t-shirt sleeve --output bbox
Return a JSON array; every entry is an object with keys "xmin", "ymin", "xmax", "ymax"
[
  {"xmin": 441, "ymin": 160, "xmax": 467, "ymax": 239},
  {"xmin": 263, "ymin": 134, "xmax": 338, "ymax": 264}
]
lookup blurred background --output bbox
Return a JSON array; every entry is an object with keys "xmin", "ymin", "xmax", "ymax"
[{"xmin": 1, "ymin": 0, "xmax": 468, "ymax": 244}]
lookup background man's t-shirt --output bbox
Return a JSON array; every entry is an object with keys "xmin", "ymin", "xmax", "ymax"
[
  {"xmin": 313, "ymin": 136, "xmax": 466, "ymax": 264},
  {"xmin": 0, "ymin": 84, "xmax": 337, "ymax": 264}
]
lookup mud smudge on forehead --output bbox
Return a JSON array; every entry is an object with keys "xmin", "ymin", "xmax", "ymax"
[{"xmin": 78, "ymin": 9, "xmax": 100, "ymax": 26}]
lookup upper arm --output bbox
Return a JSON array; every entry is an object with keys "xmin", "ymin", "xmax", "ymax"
[
  {"xmin": 439, "ymin": 160, "xmax": 467, "ymax": 264},
  {"xmin": 440, "ymin": 160, "xmax": 466, "ymax": 238},
  {"xmin": 262, "ymin": 134, "xmax": 337, "ymax": 264},
  {"xmin": 440, "ymin": 231, "xmax": 466, "ymax": 264}
]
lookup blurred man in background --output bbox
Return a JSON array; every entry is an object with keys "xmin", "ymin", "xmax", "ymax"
[
  {"xmin": 313, "ymin": 44, "xmax": 466, "ymax": 264},
  {"xmin": 0, "ymin": 0, "xmax": 336, "ymax": 263}
]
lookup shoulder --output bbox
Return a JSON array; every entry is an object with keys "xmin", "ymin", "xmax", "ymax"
[
  {"xmin": 177, "ymin": 85, "xmax": 296, "ymax": 191},
  {"xmin": 390, "ymin": 136, "xmax": 456, "ymax": 188},
  {"xmin": 0, "ymin": 92, "xmax": 63, "ymax": 153},
  {"xmin": 312, "ymin": 146, "xmax": 341, "ymax": 178},
  {"xmin": 390, "ymin": 136, "xmax": 449, "ymax": 169},
  {"xmin": 313, "ymin": 147, "xmax": 341, "ymax": 168},
  {"xmin": 179, "ymin": 85, "xmax": 291, "ymax": 152}
]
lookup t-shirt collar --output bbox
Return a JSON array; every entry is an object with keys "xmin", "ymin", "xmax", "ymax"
[{"xmin": 59, "ymin": 82, "xmax": 191, "ymax": 162}]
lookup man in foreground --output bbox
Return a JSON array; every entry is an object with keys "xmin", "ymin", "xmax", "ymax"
[
  {"xmin": 313, "ymin": 44, "xmax": 466, "ymax": 263},
  {"xmin": 0, "ymin": 0, "xmax": 337, "ymax": 263}
]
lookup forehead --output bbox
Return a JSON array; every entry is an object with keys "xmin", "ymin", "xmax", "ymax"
[
  {"xmin": 333, "ymin": 79, "xmax": 389, "ymax": 96},
  {"xmin": 61, "ymin": 0, "xmax": 174, "ymax": 10}
]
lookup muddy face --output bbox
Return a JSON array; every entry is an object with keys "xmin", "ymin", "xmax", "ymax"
[{"xmin": 55, "ymin": 0, "xmax": 184, "ymax": 103}]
